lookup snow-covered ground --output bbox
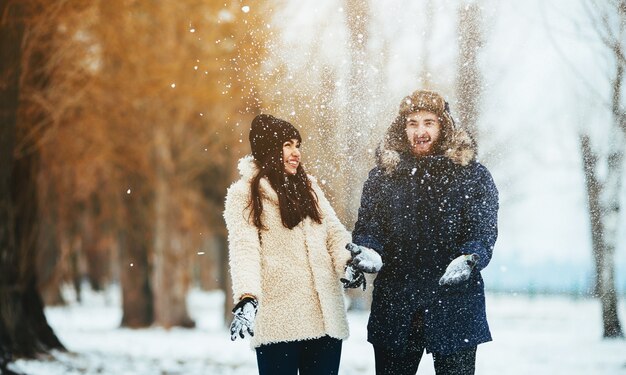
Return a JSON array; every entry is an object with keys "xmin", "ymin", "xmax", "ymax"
[{"xmin": 11, "ymin": 288, "xmax": 626, "ymax": 375}]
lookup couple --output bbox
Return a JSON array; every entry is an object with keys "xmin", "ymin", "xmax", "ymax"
[{"xmin": 223, "ymin": 89, "xmax": 499, "ymax": 375}]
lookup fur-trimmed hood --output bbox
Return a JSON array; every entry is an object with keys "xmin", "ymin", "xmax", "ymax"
[
  {"xmin": 376, "ymin": 124, "xmax": 476, "ymax": 174},
  {"xmin": 376, "ymin": 90, "xmax": 477, "ymax": 173}
]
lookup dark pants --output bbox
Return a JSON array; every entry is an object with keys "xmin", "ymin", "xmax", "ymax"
[
  {"xmin": 255, "ymin": 335, "xmax": 342, "ymax": 375},
  {"xmin": 373, "ymin": 312, "xmax": 477, "ymax": 375}
]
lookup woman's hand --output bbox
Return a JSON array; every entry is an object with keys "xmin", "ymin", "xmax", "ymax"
[
  {"xmin": 230, "ymin": 296, "xmax": 258, "ymax": 341},
  {"xmin": 341, "ymin": 263, "xmax": 367, "ymax": 290}
]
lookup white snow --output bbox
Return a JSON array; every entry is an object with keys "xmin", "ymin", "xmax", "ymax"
[{"xmin": 10, "ymin": 288, "xmax": 626, "ymax": 375}]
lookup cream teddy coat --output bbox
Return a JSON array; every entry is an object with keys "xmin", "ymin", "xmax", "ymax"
[{"xmin": 223, "ymin": 156, "xmax": 352, "ymax": 348}]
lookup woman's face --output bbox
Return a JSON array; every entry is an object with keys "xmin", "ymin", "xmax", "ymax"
[{"xmin": 282, "ymin": 138, "xmax": 301, "ymax": 175}]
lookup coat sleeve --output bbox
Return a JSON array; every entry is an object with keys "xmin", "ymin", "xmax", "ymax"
[
  {"xmin": 352, "ymin": 168, "xmax": 387, "ymax": 256},
  {"xmin": 458, "ymin": 164, "xmax": 499, "ymax": 271},
  {"xmin": 312, "ymin": 179, "xmax": 352, "ymax": 277},
  {"xmin": 223, "ymin": 181, "xmax": 263, "ymax": 303}
]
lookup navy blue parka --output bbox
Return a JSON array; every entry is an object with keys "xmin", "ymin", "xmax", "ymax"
[{"xmin": 353, "ymin": 151, "xmax": 498, "ymax": 356}]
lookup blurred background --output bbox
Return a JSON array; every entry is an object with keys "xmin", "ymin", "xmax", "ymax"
[{"xmin": 1, "ymin": 0, "xmax": 625, "ymax": 373}]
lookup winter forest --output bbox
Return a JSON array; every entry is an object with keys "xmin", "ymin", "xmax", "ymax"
[{"xmin": 1, "ymin": 0, "xmax": 626, "ymax": 374}]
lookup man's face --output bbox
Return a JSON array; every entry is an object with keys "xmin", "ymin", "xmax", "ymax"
[{"xmin": 405, "ymin": 110, "xmax": 442, "ymax": 157}]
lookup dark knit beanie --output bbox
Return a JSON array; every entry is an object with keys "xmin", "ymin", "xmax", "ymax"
[{"xmin": 249, "ymin": 114, "xmax": 301, "ymax": 162}]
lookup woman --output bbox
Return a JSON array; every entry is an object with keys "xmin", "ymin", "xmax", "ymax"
[{"xmin": 223, "ymin": 114, "xmax": 363, "ymax": 374}]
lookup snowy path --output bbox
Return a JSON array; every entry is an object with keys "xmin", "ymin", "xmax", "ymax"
[{"xmin": 11, "ymin": 290, "xmax": 626, "ymax": 374}]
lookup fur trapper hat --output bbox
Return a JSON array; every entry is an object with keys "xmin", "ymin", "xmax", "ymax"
[{"xmin": 376, "ymin": 90, "xmax": 476, "ymax": 173}]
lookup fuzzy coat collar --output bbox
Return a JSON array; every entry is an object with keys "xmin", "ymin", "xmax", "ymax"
[
  {"xmin": 237, "ymin": 155, "xmax": 258, "ymax": 180},
  {"xmin": 237, "ymin": 155, "xmax": 278, "ymax": 204},
  {"xmin": 237, "ymin": 155, "xmax": 318, "ymax": 204},
  {"xmin": 376, "ymin": 124, "xmax": 476, "ymax": 174}
]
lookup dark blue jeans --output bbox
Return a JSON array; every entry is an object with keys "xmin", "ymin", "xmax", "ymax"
[
  {"xmin": 373, "ymin": 311, "xmax": 477, "ymax": 375},
  {"xmin": 255, "ymin": 335, "xmax": 342, "ymax": 375},
  {"xmin": 374, "ymin": 345, "xmax": 476, "ymax": 375}
]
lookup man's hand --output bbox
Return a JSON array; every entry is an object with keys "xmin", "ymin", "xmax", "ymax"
[
  {"xmin": 345, "ymin": 243, "xmax": 383, "ymax": 273},
  {"xmin": 230, "ymin": 297, "xmax": 258, "ymax": 341},
  {"xmin": 341, "ymin": 263, "xmax": 367, "ymax": 290},
  {"xmin": 439, "ymin": 254, "xmax": 479, "ymax": 286}
]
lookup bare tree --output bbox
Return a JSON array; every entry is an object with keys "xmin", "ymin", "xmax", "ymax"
[
  {"xmin": 419, "ymin": 0, "xmax": 435, "ymax": 88},
  {"xmin": 456, "ymin": 0, "xmax": 483, "ymax": 147},
  {"xmin": 341, "ymin": 0, "xmax": 373, "ymax": 228},
  {"xmin": 578, "ymin": 0, "xmax": 625, "ymax": 338},
  {"xmin": 579, "ymin": 135, "xmax": 623, "ymax": 338},
  {"xmin": 0, "ymin": 2, "xmax": 24, "ymax": 368},
  {"xmin": 0, "ymin": 0, "xmax": 65, "ymax": 366},
  {"xmin": 544, "ymin": 0, "xmax": 625, "ymax": 336},
  {"xmin": 95, "ymin": 0, "xmax": 156, "ymax": 328}
]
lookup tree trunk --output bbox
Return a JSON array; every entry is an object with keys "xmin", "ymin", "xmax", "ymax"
[
  {"xmin": 456, "ymin": 1, "xmax": 482, "ymax": 148},
  {"xmin": 579, "ymin": 135, "xmax": 624, "ymax": 338},
  {"xmin": 577, "ymin": 0, "xmax": 625, "ymax": 339},
  {"xmin": 84, "ymin": 194, "xmax": 110, "ymax": 292},
  {"xmin": 591, "ymin": 4, "xmax": 625, "ymax": 337},
  {"xmin": 216, "ymin": 233, "xmax": 233, "ymax": 326},
  {"xmin": 197, "ymin": 235, "xmax": 219, "ymax": 291},
  {"xmin": 69, "ymin": 232, "xmax": 84, "ymax": 303},
  {"xmin": 6, "ymin": 129, "xmax": 66, "ymax": 355},
  {"xmin": 36, "ymin": 150, "xmax": 70, "ymax": 306},
  {"xmin": 152, "ymin": 128, "xmax": 195, "ymax": 328},
  {"xmin": 331, "ymin": 2, "xmax": 375, "ymax": 310},
  {"xmin": 419, "ymin": 0, "xmax": 434, "ymax": 88},
  {"xmin": 119, "ymin": 178, "xmax": 154, "ymax": 328},
  {"xmin": 340, "ymin": 0, "xmax": 372, "ymax": 229},
  {"xmin": 96, "ymin": 0, "xmax": 155, "ymax": 328},
  {"xmin": 0, "ymin": 0, "xmax": 64, "ymax": 364},
  {"xmin": 0, "ymin": 1, "xmax": 22, "ymax": 367},
  {"xmin": 36, "ymin": 198, "xmax": 65, "ymax": 306}
]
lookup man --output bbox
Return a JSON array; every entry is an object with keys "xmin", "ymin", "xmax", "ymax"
[{"xmin": 347, "ymin": 89, "xmax": 499, "ymax": 374}]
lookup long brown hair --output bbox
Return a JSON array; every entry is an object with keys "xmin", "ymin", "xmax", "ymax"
[{"xmin": 248, "ymin": 151, "xmax": 322, "ymax": 230}]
